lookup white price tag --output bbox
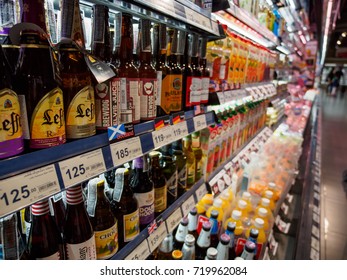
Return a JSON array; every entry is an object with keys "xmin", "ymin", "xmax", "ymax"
[
  {"xmin": 183, "ymin": 6, "xmax": 211, "ymax": 31},
  {"xmin": 313, "ymin": 205, "xmax": 320, "ymax": 214},
  {"xmin": 217, "ymin": 91, "xmax": 225, "ymax": 104},
  {"xmin": 193, "ymin": 114, "xmax": 207, "ymax": 131},
  {"xmin": 110, "ymin": 137, "xmax": 142, "ymax": 167},
  {"xmin": 312, "ymin": 225, "xmax": 320, "ymax": 238},
  {"xmin": 147, "ymin": 222, "xmax": 168, "ymax": 252},
  {"xmin": 314, "ymin": 192, "xmax": 320, "ymax": 201},
  {"xmin": 263, "ymin": 247, "xmax": 271, "ymax": 260},
  {"xmin": 152, "ymin": 126, "xmax": 174, "ymax": 149},
  {"xmin": 311, "ymin": 237, "xmax": 320, "ymax": 251},
  {"xmin": 281, "ymin": 203, "xmax": 289, "ymax": 216},
  {"xmin": 286, "ymin": 194, "xmax": 294, "ymax": 203},
  {"xmin": 166, "ymin": 207, "xmax": 183, "ymax": 233},
  {"xmin": 224, "ymin": 90, "xmax": 232, "ymax": 102},
  {"xmin": 172, "ymin": 121, "xmax": 189, "ymax": 141},
  {"xmin": 313, "ymin": 212, "xmax": 320, "ymax": 224},
  {"xmin": 181, "ymin": 195, "xmax": 196, "ymax": 217},
  {"xmin": 276, "ymin": 215, "xmax": 290, "ymax": 234},
  {"xmin": 211, "ymin": 21, "xmax": 220, "ymax": 34},
  {"xmin": 0, "ymin": 165, "xmax": 60, "ymax": 218},
  {"xmin": 310, "ymin": 248, "xmax": 320, "ymax": 260},
  {"xmin": 125, "ymin": 239, "xmax": 151, "ymax": 260},
  {"xmin": 195, "ymin": 183, "xmax": 208, "ymax": 202},
  {"xmin": 59, "ymin": 149, "xmax": 106, "ymax": 187}
]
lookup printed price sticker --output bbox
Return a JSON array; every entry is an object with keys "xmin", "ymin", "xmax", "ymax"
[
  {"xmin": 286, "ymin": 194, "xmax": 294, "ymax": 203},
  {"xmin": 310, "ymin": 248, "xmax": 319, "ymax": 260},
  {"xmin": 313, "ymin": 205, "xmax": 320, "ymax": 214},
  {"xmin": 275, "ymin": 215, "xmax": 290, "ymax": 234},
  {"xmin": 0, "ymin": 165, "xmax": 60, "ymax": 218},
  {"xmin": 224, "ymin": 91, "xmax": 232, "ymax": 102},
  {"xmin": 125, "ymin": 239, "xmax": 151, "ymax": 260},
  {"xmin": 311, "ymin": 237, "xmax": 320, "ymax": 251},
  {"xmin": 313, "ymin": 212, "xmax": 320, "ymax": 224},
  {"xmin": 211, "ymin": 21, "xmax": 220, "ymax": 34},
  {"xmin": 110, "ymin": 137, "xmax": 142, "ymax": 167},
  {"xmin": 216, "ymin": 91, "xmax": 225, "ymax": 104},
  {"xmin": 166, "ymin": 207, "xmax": 183, "ymax": 233},
  {"xmin": 183, "ymin": 6, "xmax": 211, "ymax": 31},
  {"xmin": 172, "ymin": 121, "xmax": 189, "ymax": 141},
  {"xmin": 147, "ymin": 222, "xmax": 168, "ymax": 252},
  {"xmin": 193, "ymin": 114, "xmax": 207, "ymax": 131},
  {"xmin": 181, "ymin": 195, "xmax": 196, "ymax": 217},
  {"xmin": 195, "ymin": 183, "xmax": 208, "ymax": 202},
  {"xmin": 312, "ymin": 225, "xmax": 320, "ymax": 238},
  {"xmin": 281, "ymin": 203, "xmax": 289, "ymax": 216},
  {"xmin": 59, "ymin": 149, "xmax": 106, "ymax": 187},
  {"xmin": 314, "ymin": 192, "xmax": 320, "ymax": 201},
  {"xmin": 152, "ymin": 126, "xmax": 174, "ymax": 149},
  {"xmin": 269, "ymin": 234, "xmax": 278, "ymax": 256}
]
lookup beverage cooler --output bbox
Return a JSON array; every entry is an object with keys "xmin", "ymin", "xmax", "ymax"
[{"xmin": 0, "ymin": 0, "xmax": 320, "ymax": 261}]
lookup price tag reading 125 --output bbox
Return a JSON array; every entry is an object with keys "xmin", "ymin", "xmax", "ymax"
[
  {"xmin": 147, "ymin": 222, "xmax": 168, "ymax": 253},
  {"xmin": 181, "ymin": 195, "xmax": 196, "ymax": 217},
  {"xmin": 59, "ymin": 149, "xmax": 106, "ymax": 188},
  {"xmin": 125, "ymin": 239, "xmax": 151, "ymax": 260},
  {"xmin": 152, "ymin": 126, "xmax": 174, "ymax": 149},
  {"xmin": 193, "ymin": 114, "xmax": 207, "ymax": 131},
  {"xmin": 110, "ymin": 137, "xmax": 142, "ymax": 167},
  {"xmin": 0, "ymin": 165, "xmax": 61, "ymax": 218}
]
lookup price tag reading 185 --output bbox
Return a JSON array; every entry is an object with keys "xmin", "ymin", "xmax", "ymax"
[
  {"xmin": 181, "ymin": 195, "xmax": 196, "ymax": 217},
  {"xmin": 110, "ymin": 137, "xmax": 142, "ymax": 167},
  {"xmin": 152, "ymin": 126, "xmax": 174, "ymax": 149},
  {"xmin": 172, "ymin": 121, "xmax": 189, "ymax": 141},
  {"xmin": 125, "ymin": 239, "xmax": 151, "ymax": 260},
  {"xmin": 147, "ymin": 222, "xmax": 168, "ymax": 253},
  {"xmin": 193, "ymin": 114, "xmax": 207, "ymax": 131},
  {"xmin": 59, "ymin": 149, "xmax": 106, "ymax": 188},
  {"xmin": 0, "ymin": 165, "xmax": 61, "ymax": 218},
  {"xmin": 195, "ymin": 183, "xmax": 208, "ymax": 202},
  {"xmin": 166, "ymin": 207, "xmax": 183, "ymax": 233}
]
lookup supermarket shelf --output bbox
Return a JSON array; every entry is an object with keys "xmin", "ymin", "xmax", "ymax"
[{"xmin": 0, "ymin": 110, "xmax": 214, "ymax": 219}]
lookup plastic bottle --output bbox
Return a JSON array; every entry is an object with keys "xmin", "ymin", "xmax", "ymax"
[
  {"xmin": 235, "ymin": 199, "xmax": 252, "ymax": 233},
  {"xmin": 255, "ymin": 198, "xmax": 271, "ymax": 215},
  {"xmin": 241, "ymin": 191, "xmax": 253, "ymax": 213},
  {"xmin": 219, "ymin": 191, "xmax": 232, "ymax": 223},
  {"xmin": 205, "ymin": 247, "xmax": 218, "ymax": 260},
  {"xmin": 263, "ymin": 190, "xmax": 276, "ymax": 212},
  {"xmin": 240, "ymin": 240, "xmax": 256, "ymax": 260},
  {"xmin": 253, "ymin": 207, "xmax": 270, "ymax": 234},
  {"xmin": 196, "ymin": 193, "xmax": 214, "ymax": 216},
  {"xmin": 206, "ymin": 198, "xmax": 224, "ymax": 223},
  {"xmin": 181, "ymin": 234, "xmax": 195, "ymax": 260},
  {"xmin": 223, "ymin": 210, "xmax": 244, "ymax": 244}
]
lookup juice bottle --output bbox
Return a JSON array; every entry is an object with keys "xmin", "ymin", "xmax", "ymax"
[
  {"xmin": 263, "ymin": 190, "xmax": 276, "ymax": 212},
  {"xmin": 241, "ymin": 191, "xmax": 253, "ymax": 214},
  {"xmin": 253, "ymin": 207, "xmax": 270, "ymax": 234},
  {"xmin": 196, "ymin": 193, "xmax": 214, "ymax": 216},
  {"xmin": 206, "ymin": 198, "xmax": 224, "ymax": 223},
  {"xmin": 223, "ymin": 210, "xmax": 244, "ymax": 245},
  {"xmin": 255, "ymin": 198, "xmax": 271, "ymax": 215},
  {"xmin": 245, "ymin": 218, "xmax": 266, "ymax": 259},
  {"xmin": 265, "ymin": 182, "xmax": 280, "ymax": 202},
  {"xmin": 219, "ymin": 191, "xmax": 232, "ymax": 223}
]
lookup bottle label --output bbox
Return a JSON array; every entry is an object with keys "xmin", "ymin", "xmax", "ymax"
[
  {"xmin": 154, "ymin": 185, "xmax": 167, "ymax": 212},
  {"xmin": 65, "ymin": 234, "xmax": 97, "ymax": 260},
  {"xmin": 167, "ymin": 170, "xmax": 178, "ymax": 199},
  {"xmin": 37, "ymin": 251, "xmax": 61, "ymax": 260},
  {"xmin": 168, "ymin": 74, "xmax": 182, "ymax": 113},
  {"xmin": 66, "ymin": 85, "xmax": 95, "ymax": 138},
  {"xmin": 134, "ymin": 190, "xmax": 155, "ymax": 225},
  {"xmin": 235, "ymin": 238, "xmax": 262, "ymax": 259},
  {"xmin": 120, "ymin": 78, "xmax": 140, "ymax": 123},
  {"xmin": 187, "ymin": 162, "xmax": 196, "ymax": 186},
  {"xmin": 201, "ymin": 77, "xmax": 209, "ymax": 103},
  {"xmin": 177, "ymin": 164, "xmax": 187, "ymax": 189},
  {"xmin": 0, "ymin": 88, "xmax": 23, "ymax": 159},
  {"xmin": 156, "ymin": 71, "xmax": 162, "ymax": 106},
  {"xmin": 185, "ymin": 76, "xmax": 201, "ymax": 106},
  {"xmin": 18, "ymin": 95, "xmax": 29, "ymax": 140},
  {"xmin": 95, "ymin": 78, "xmax": 121, "ymax": 129},
  {"xmin": 30, "ymin": 87, "xmax": 66, "ymax": 149},
  {"xmin": 140, "ymin": 78, "xmax": 157, "ymax": 120},
  {"xmin": 123, "ymin": 209, "xmax": 140, "ymax": 242},
  {"xmin": 112, "ymin": 168, "xmax": 125, "ymax": 202},
  {"xmin": 94, "ymin": 223, "xmax": 118, "ymax": 260}
]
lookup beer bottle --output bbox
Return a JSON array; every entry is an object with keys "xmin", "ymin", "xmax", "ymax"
[
  {"xmin": 205, "ymin": 247, "xmax": 218, "ymax": 260},
  {"xmin": 157, "ymin": 233, "xmax": 174, "ymax": 260},
  {"xmin": 195, "ymin": 221, "xmax": 211, "ymax": 260},
  {"xmin": 181, "ymin": 234, "xmax": 195, "ymax": 260},
  {"xmin": 138, "ymin": 19, "xmax": 157, "ymax": 121},
  {"xmin": 15, "ymin": 0, "xmax": 66, "ymax": 150},
  {"xmin": 182, "ymin": 135, "xmax": 196, "ymax": 190},
  {"xmin": 191, "ymin": 131, "xmax": 203, "ymax": 181},
  {"xmin": 172, "ymin": 140, "xmax": 187, "ymax": 195},
  {"xmin": 225, "ymin": 221, "xmax": 237, "ymax": 260},
  {"xmin": 49, "ymin": 193, "xmax": 66, "ymax": 235},
  {"xmin": 110, "ymin": 168, "xmax": 140, "ymax": 250},
  {"xmin": 149, "ymin": 151, "xmax": 167, "ymax": 216},
  {"xmin": 118, "ymin": 13, "xmax": 140, "ymax": 124},
  {"xmin": 173, "ymin": 217, "xmax": 188, "ymax": 250},
  {"xmin": 130, "ymin": 156, "xmax": 155, "ymax": 231},
  {"xmin": 88, "ymin": 180, "xmax": 118, "ymax": 259},
  {"xmin": 64, "ymin": 185, "xmax": 96, "ymax": 260},
  {"xmin": 27, "ymin": 199, "xmax": 63, "ymax": 259},
  {"xmin": 91, "ymin": 4, "xmax": 121, "ymax": 130},
  {"xmin": 216, "ymin": 233, "xmax": 230, "ymax": 260},
  {"xmin": 0, "ymin": 44, "xmax": 23, "ymax": 159},
  {"xmin": 209, "ymin": 210, "xmax": 220, "ymax": 248},
  {"xmin": 0, "ymin": 27, "xmax": 20, "ymax": 76},
  {"xmin": 160, "ymin": 144, "xmax": 178, "ymax": 206},
  {"xmin": 199, "ymin": 37, "xmax": 210, "ymax": 104},
  {"xmin": 187, "ymin": 207, "xmax": 198, "ymax": 240},
  {"xmin": 240, "ymin": 240, "xmax": 256, "ymax": 260},
  {"xmin": 58, "ymin": 39, "xmax": 95, "ymax": 140}
]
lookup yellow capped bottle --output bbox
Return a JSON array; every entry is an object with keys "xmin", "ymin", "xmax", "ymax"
[{"xmin": 263, "ymin": 190, "xmax": 276, "ymax": 212}]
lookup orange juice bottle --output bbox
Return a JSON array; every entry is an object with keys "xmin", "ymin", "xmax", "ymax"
[
  {"xmin": 241, "ymin": 191, "xmax": 253, "ymax": 213},
  {"xmin": 245, "ymin": 218, "xmax": 267, "ymax": 259},
  {"xmin": 253, "ymin": 207, "xmax": 270, "ymax": 234},
  {"xmin": 263, "ymin": 190, "xmax": 276, "ymax": 212},
  {"xmin": 219, "ymin": 191, "xmax": 232, "ymax": 223},
  {"xmin": 224, "ymin": 210, "xmax": 244, "ymax": 237},
  {"xmin": 196, "ymin": 193, "xmax": 214, "ymax": 216},
  {"xmin": 206, "ymin": 198, "xmax": 224, "ymax": 223},
  {"xmin": 255, "ymin": 198, "xmax": 271, "ymax": 215},
  {"xmin": 266, "ymin": 182, "xmax": 280, "ymax": 201}
]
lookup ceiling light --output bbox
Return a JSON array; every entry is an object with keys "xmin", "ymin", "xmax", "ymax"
[
  {"xmin": 337, "ymin": 40, "xmax": 341, "ymax": 45},
  {"xmin": 342, "ymin": 32, "xmax": 347, "ymax": 37}
]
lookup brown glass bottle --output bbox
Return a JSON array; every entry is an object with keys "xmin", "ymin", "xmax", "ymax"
[
  {"xmin": 199, "ymin": 37, "xmax": 210, "ymax": 104},
  {"xmin": 191, "ymin": 131, "xmax": 203, "ymax": 181},
  {"xmin": 27, "ymin": 199, "xmax": 64, "ymax": 259},
  {"xmin": 195, "ymin": 221, "xmax": 211, "ymax": 260},
  {"xmin": 118, "ymin": 13, "xmax": 140, "ymax": 124},
  {"xmin": 130, "ymin": 156, "xmax": 155, "ymax": 231},
  {"xmin": 110, "ymin": 168, "xmax": 140, "ymax": 250},
  {"xmin": 64, "ymin": 185, "xmax": 96, "ymax": 260},
  {"xmin": 89, "ymin": 180, "xmax": 118, "ymax": 259},
  {"xmin": 182, "ymin": 135, "xmax": 196, "ymax": 190},
  {"xmin": 149, "ymin": 151, "xmax": 167, "ymax": 216},
  {"xmin": 0, "ymin": 44, "xmax": 23, "ymax": 159},
  {"xmin": 49, "ymin": 193, "xmax": 66, "ymax": 235},
  {"xmin": 172, "ymin": 140, "xmax": 187, "ymax": 195},
  {"xmin": 157, "ymin": 233, "xmax": 174, "ymax": 260},
  {"xmin": 0, "ymin": 27, "xmax": 20, "ymax": 76},
  {"xmin": 138, "ymin": 19, "xmax": 157, "ymax": 121}
]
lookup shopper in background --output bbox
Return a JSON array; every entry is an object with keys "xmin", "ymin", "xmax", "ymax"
[{"xmin": 327, "ymin": 67, "xmax": 344, "ymax": 96}]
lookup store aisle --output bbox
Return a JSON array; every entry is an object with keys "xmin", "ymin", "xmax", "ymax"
[{"xmin": 320, "ymin": 89, "xmax": 347, "ymax": 259}]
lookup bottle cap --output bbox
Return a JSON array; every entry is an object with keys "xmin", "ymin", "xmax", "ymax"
[
  {"xmin": 185, "ymin": 234, "xmax": 195, "ymax": 245},
  {"xmin": 237, "ymin": 199, "xmax": 247, "ymax": 209},
  {"xmin": 202, "ymin": 221, "xmax": 212, "ymax": 231},
  {"xmin": 231, "ymin": 210, "xmax": 242, "ymax": 220},
  {"xmin": 268, "ymin": 182, "xmax": 276, "ymax": 189},
  {"xmin": 257, "ymin": 207, "xmax": 268, "ymax": 217},
  {"xmin": 220, "ymin": 233, "xmax": 231, "ymax": 245},
  {"xmin": 66, "ymin": 185, "xmax": 84, "ymax": 205},
  {"xmin": 261, "ymin": 198, "xmax": 270, "ymax": 207},
  {"xmin": 254, "ymin": 218, "xmax": 264, "ymax": 229},
  {"xmin": 31, "ymin": 199, "xmax": 50, "ymax": 216},
  {"xmin": 244, "ymin": 241, "xmax": 256, "ymax": 253},
  {"xmin": 213, "ymin": 198, "xmax": 222, "ymax": 208},
  {"xmin": 189, "ymin": 207, "xmax": 197, "ymax": 216},
  {"xmin": 227, "ymin": 221, "xmax": 236, "ymax": 232},
  {"xmin": 210, "ymin": 209, "xmax": 219, "ymax": 219},
  {"xmin": 172, "ymin": 250, "xmax": 183, "ymax": 260},
  {"xmin": 149, "ymin": 151, "xmax": 160, "ymax": 158},
  {"xmin": 220, "ymin": 191, "xmax": 229, "ymax": 200},
  {"xmin": 242, "ymin": 191, "xmax": 251, "ymax": 200},
  {"xmin": 234, "ymin": 257, "xmax": 244, "ymax": 260},
  {"xmin": 180, "ymin": 217, "xmax": 189, "ymax": 226},
  {"xmin": 96, "ymin": 180, "xmax": 105, "ymax": 187},
  {"xmin": 206, "ymin": 247, "xmax": 218, "ymax": 259},
  {"xmin": 249, "ymin": 228, "xmax": 259, "ymax": 239},
  {"xmin": 264, "ymin": 190, "xmax": 274, "ymax": 199}
]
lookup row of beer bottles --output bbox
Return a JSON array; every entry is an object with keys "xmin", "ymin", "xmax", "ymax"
[{"xmin": 0, "ymin": 0, "xmax": 211, "ymax": 160}]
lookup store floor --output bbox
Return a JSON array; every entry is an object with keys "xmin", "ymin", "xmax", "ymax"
[{"xmin": 320, "ymin": 88, "xmax": 347, "ymax": 259}]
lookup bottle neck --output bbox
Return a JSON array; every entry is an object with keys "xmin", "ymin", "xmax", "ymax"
[
  {"xmin": 191, "ymin": 56, "xmax": 200, "ymax": 68},
  {"xmin": 66, "ymin": 186, "xmax": 84, "ymax": 205},
  {"xmin": 140, "ymin": 51, "xmax": 152, "ymax": 64},
  {"xmin": 188, "ymin": 214, "xmax": 197, "ymax": 231},
  {"xmin": 197, "ymin": 229, "xmax": 210, "ymax": 247},
  {"xmin": 31, "ymin": 200, "xmax": 50, "ymax": 216},
  {"xmin": 175, "ymin": 224, "xmax": 188, "ymax": 242},
  {"xmin": 20, "ymin": 0, "xmax": 47, "ymax": 32}
]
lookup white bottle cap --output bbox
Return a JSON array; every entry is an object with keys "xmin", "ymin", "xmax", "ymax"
[
  {"xmin": 268, "ymin": 182, "xmax": 276, "ymax": 189},
  {"xmin": 261, "ymin": 198, "xmax": 270, "ymax": 207},
  {"xmin": 254, "ymin": 218, "xmax": 264, "ymax": 229},
  {"xmin": 238, "ymin": 199, "xmax": 247, "ymax": 210},
  {"xmin": 257, "ymin": 207, "xmax": 268, "ymax": 217},
  {"xmin": 242, "ymin": 191, "xmax": 251, "ymax": 200},
  {"xmin": 213, "ymin": 198, "xmax": 223, "ymax": 208},
  {"xmin": 234, "ymin": 257, "xmax": 244, "ymax": 260},
  {"xmin": 264, "ymin": 190, "xmax": 274, "ymax": 199},
  {"xmin": 220, "ymin": 191, "xmax": 229, "ymax": 200},
  {"xmin": 231, "ymin": 210, "xmax": 242, "ymax": 220}
]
